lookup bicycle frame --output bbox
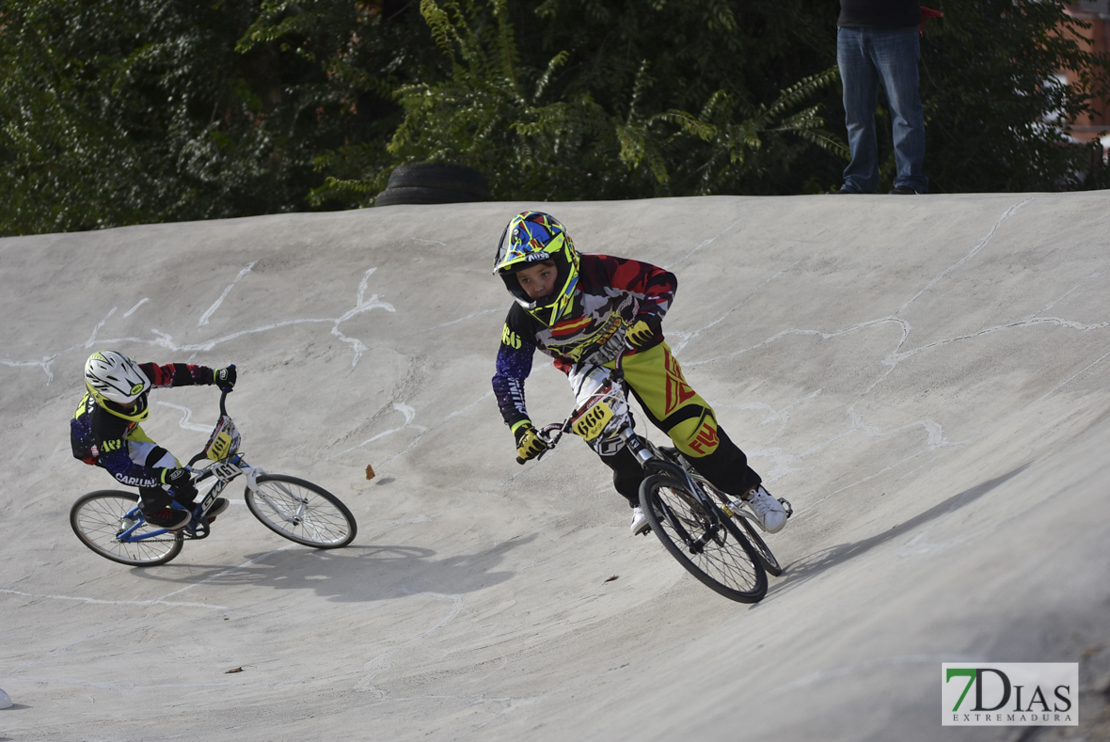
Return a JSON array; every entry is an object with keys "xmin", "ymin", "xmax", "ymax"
[
  {"xmin": 113, "ymin": 389, "xmax": 271, "ymax": 543},
  {"xmin": 519, "ymin": 359, "xmax": 775, "ymax": 601},
  {"xmin": 533, "ymin": 363, "xmax": 732, "ymax": 539}
]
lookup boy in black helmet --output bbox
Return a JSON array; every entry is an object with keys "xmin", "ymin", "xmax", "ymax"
[{"xmin": 491, "ymin": 211, "xmax": 789, "ymax": 536}]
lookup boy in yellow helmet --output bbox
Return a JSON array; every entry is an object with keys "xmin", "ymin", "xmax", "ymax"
[{"xmin": 491, "ymin": 211, "xmax": 789, "ymax": 535}]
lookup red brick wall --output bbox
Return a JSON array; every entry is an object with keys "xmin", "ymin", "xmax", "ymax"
[{"xmin": 1062, "ymin": 2, "xmax": 1109, "ymax": 140}]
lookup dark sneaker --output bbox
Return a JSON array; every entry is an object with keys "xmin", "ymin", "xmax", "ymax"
[
  {"xmin": 204, "ymin": 497, "xmax": 230, "ymax": 522},
  {"xmin": 145, "ymin": 507, "xmax": 191, "ymax": 531},
  {"xmin": 889, "ymin": 186, "xmax": 920, "ymax": 195}
]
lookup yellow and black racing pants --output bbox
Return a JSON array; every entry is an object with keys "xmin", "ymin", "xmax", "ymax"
[{"xmin": 594, "ymin": 342, "xmax": 762, "ymax": 506}]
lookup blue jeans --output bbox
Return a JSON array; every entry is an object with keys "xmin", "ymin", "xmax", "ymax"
[{"xmin": 837, "ymin": 26, "xmax": 928, "ymax": 193}]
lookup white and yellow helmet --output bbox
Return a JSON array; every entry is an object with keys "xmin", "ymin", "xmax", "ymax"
[{"xmin": 84, "ymin": 350, "xmax": 151, "ymax": 421}]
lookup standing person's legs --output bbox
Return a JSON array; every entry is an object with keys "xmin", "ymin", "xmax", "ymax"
[
  {"xmin": 837, "ymin": 26, "xmax": 881, "ymax": 193},
  {"xmin": 873, "ymin": 26, "xmax": 928, "ymax": 193}
]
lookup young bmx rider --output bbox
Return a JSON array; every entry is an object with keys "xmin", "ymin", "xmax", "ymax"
[
  {"xmin": 490, "ymin": 211, "xmax": 790, "ymax": 536},
  {"xmin": 71, "ymin": 350, "xmax": 236, "ymax": 530}
]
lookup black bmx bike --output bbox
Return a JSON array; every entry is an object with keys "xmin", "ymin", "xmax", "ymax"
[{"xmin": 525, "ymin": 362, "xmax": 790, "ymax": 603}]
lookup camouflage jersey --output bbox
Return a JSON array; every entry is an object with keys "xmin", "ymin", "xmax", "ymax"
[
  {"xmin": 492, "ymin": 253, "xmax": 677, "ymax": 428},
  {"xmin": 71, "ymin": 362, "xmax": 217, "ymax": 488}
]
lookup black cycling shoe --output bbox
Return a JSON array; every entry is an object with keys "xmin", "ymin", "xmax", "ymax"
[
  {"xmin": 145, "ymin": 507, "xmax": 192, "ymax": 531},
  {"xmin": 204, "ymin": 497, "xmax": 230, "ymax": 521}
]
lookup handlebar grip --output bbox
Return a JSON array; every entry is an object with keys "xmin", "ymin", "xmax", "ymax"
[
  {"xmin": 217, "ymin": 363, "xmax": 236, "ymax": 393},
  {"xmin": 516, "ymin": 456, "xmax": 527, "ymax": 465}
]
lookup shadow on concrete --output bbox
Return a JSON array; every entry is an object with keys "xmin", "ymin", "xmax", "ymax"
[
  {"xmin": 127, "ymin": 534, "xmax": 539, "ymax": 602},
  {"xmin": 765, "ymin": 464, "xmax": 1031, "ymax": 601}
]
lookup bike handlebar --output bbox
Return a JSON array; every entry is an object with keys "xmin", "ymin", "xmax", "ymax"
[
  {"xmin": 512, "ymin": 352, "xmax": 633, "ymax": 467},
  {"xmin": 184, "ymin": 370, "xmax": 236, "ymax": 469},
  {"xmin": 217, "ymin": 363, "xmax": 236, "ymax": 416}
]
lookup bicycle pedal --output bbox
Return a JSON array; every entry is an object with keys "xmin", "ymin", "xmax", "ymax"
[
  {"xmin": 778, "ymin": 497, "xmax": 794, "ymax": 518},
  {"xmin": 723, "ymin": 499, "xmax": 745, "ymax": 518},
  {"xmin": 183, "ymin": 521, "xmax": 210, "ymax": 540}
]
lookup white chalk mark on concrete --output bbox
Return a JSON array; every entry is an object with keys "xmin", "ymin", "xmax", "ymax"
[
  {"xmin": 156, "ymin": 401, "xmax": 213, "ymax": 432},
  {"xmin": 0, "ymin": 588, "xmax": 227, "ymax": 611},
  {"xmin": 200, "ymin": 262, "xmax": 256, "ymax": 327},
  {"xmin": 124, "ymin": 298, "xmax": 150, "ymax": 317}
]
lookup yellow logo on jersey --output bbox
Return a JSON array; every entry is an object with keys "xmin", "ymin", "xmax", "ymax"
[{"xmin": 502, "ymin": 325, "xmax": 522, "ymax": 349}]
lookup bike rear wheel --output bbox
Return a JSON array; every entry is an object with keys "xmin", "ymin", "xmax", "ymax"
[
  {"xmin": 639, "ymin": 475, "xmax": 767, "ymax": 603},
  {"xmin": 70, "ymin": 491, "xmax": 183, "ymax": 566},
  {"xmin": 245, "ymin": 475, "xmax": 357, "ymax": 548}
]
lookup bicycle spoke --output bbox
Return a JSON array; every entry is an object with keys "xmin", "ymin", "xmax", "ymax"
[
  {"xmin": 70, "ymin": 491, "xmax": 183, "ymax": 566},
  {"xmin": 640, "ymin": 475, "xmax": 766, "ymax": 603},
  {"xmin": 245, "ymin": 475, "xmax": 356, "ymax": 548}
]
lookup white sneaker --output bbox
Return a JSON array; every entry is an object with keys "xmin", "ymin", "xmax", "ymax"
[
  {"xmin": 630, "ymin": 506, "xmax": 651, "ymax": 536},
  {"xmin": 742, "ymin": 485, "xmax": 788, "ymax": 533}
]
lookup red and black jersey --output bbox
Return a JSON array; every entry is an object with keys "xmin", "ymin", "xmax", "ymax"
[{"xmin": 492, "ymin": 254, "xmax": 676, "ymax": 427}]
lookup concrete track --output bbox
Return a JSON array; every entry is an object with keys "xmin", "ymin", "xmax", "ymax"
[{"xmin": 2, "ymin": 192, "xmax": 1108, "ymax": 741}]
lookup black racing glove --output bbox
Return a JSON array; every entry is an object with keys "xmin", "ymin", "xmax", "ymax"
[
  {"xmin": 160, "ymin": 467, "xmax": 197, "ymax": 502},
  {"xmin": 625, "ymin": 314, "xmax": 662, "ymax": 351},
  {"xmin": 214, "ymin": 365, "xmax": 236, "ymax": 391},
  {"xmin": 513, "ymin": 421, "xmax": 548, "ymax": 464}
]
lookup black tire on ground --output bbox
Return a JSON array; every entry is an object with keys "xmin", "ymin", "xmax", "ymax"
[
  {"xmin": 734, "ymin": 514, "xmax": 784, "ymax": 576},
  {"xmin": 245, "ymin": 474, "xmax": 357, "ymax": 548},
  {"xmin": 386, "ymin": 163, "xmax": 490, "ymax": 200},
  {"xmin": 374, "ymin": 186, "xmax": 485, "ymax": 207},
  {"xmin": 639, "ymin": 474, "xmax": 767, "ymax": 603},
  {"xmin": 70, "ymin": 490, "xmax": 184, "ymax": 566}
]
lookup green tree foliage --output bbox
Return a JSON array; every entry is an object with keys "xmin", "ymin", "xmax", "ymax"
[
  {"xmin": 0, "ymin": 0, "xmax": 433, "ymax": 234},
  {"xmin": 918, "ymin": 0, "xmax": 1110, "ymax": 192},
  {"xmin": 0, "ymin": 0, "xmax": 315, "ymax": 234},
  {"xmin": 369, "ymin": 0, "xmax": 847, "ymax": 202},
  {"xmin": 1, "ymin": 0, "xmax": 1107, "ymax": 235},
  {"xmin": 235, "ymin": 0, "xmax": 447, "ymax": 208}
]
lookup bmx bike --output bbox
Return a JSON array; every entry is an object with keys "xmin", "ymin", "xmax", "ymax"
[
  {"xmin": 523, "ymin": 361, "xmax": 790, "ymax": 603},
  {"xmin": 70, "ymin": 386, "xmax": 357, "ymax": 567}
]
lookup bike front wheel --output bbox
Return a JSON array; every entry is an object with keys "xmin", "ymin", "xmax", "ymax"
[
  {"xmin": 639, "ymin": 475, "xmax": 767, "ymax": 603},
  {"xmin": 733, "ymin": 513, "xmax": 784, "ymax": 576},
  {"xmin": 70, "ymin": 491, "xmax": 183, "ymax": 566},
  {"xmin": 246, "ymin": 475, "xmax": 357, "ymax": 548}
]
